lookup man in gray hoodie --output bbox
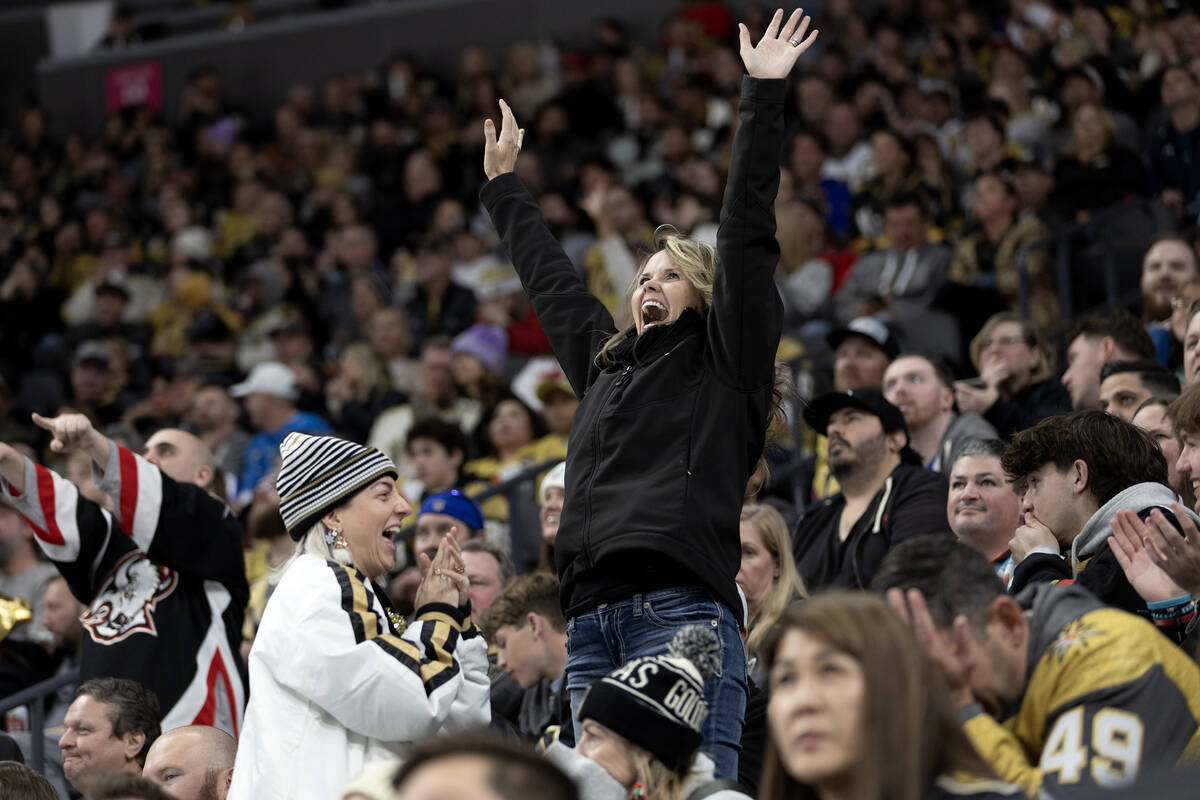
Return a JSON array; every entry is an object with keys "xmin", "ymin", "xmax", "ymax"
[{"xmin": 1000, "ymin": 411, "xmax": 1200, "ymax": 627}]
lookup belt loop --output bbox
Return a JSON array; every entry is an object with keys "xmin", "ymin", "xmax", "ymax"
[{"xmin": 632, "ymin": 593, "xmax": 644, "ymax": 617}]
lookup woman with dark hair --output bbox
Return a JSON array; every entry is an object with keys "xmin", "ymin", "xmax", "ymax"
[
  {"xmin": 1132, "ymin": 397, "xmax": 1194, "ymax": 510},
  {"xmin": 462, "ymin": 391, "xmax": 565, "ymax": 525},
  {"xmin": 760, "ymin": 592, "xmax": 1020, "ymax": 800},
  {"xmin": 478, "ymin": 9, "xmax": 812, "ymax": 778},
  {"xmin": 852, "ymin": 127, "xmax": 924, "ymax": 240}
]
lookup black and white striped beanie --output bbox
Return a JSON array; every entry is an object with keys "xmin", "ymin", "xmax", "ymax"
[{"xmin": 276, "ymin": 432, "xmax": 398, "ymax": 541}]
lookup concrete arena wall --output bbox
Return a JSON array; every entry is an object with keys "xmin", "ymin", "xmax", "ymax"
[{"xmin": 34, "ymin": 0, "xmax": 761, "ymax": 138}]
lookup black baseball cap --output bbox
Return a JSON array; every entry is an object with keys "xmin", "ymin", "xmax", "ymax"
[
  {"xmin": 827, "ymin": 316, "xmax": 900, "ymax": 359},
  {"xmin": 803, "ymin": 388, "xmax": 924, "ymax": 466}
]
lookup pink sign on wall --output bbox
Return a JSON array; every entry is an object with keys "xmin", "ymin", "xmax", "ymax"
[{"xmin": 104, "ymin": 60, "xmax": 163, "ymax": 114}]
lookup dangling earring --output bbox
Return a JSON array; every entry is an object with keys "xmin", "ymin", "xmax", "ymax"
[{"xmin": 326, "ymin": 526, "xmax": 352, "ymax": 565}]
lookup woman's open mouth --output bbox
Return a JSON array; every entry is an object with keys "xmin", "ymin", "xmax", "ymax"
[{"xmin": 641, "ymin": 299, "xmax": 667, "ymax": 328}]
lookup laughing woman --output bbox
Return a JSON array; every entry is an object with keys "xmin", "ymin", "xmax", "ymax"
[
  {"xmin": 228, "ymin": 433, "xmax": 490, "ymax": 800},
  {"xmin": 478, "ymin": 9, "xmax": 817, "ymax": 778}
]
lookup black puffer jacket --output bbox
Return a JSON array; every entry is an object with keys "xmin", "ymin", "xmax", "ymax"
[{"xmin": 480, "ymin": 77, "xmax": 785, "ymax": 618}]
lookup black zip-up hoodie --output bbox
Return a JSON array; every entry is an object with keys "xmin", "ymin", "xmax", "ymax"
[
  {"xmin": 480, "ymin": 77, "xmax": 785, "ymax": 618},
  {"xmin": 793, "ymin": 462, "xmax": 952, "ymax": 590}
]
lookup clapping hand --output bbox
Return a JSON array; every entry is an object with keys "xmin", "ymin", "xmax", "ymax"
[
  {"xmin": 414, "ymin": 528, "xmax": 470, "ymax": 609},
  {"xmin": 1109, "ymin": 509, "xmax": 1188, "ymax": 604},
  {"xmin": 738, "ymin": 8, "xmax": 819, "ymax": 80},
  {"xmin": 1136, "ymin": 504, "xmax": 1200, "ymax": 596}
]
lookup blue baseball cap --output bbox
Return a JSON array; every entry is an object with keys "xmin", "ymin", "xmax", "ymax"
[{"xmin": 418, "ymin": 490, "xmax": 485, "ymax": 533}]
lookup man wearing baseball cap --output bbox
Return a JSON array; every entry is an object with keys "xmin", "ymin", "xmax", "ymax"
[
  {"xmin": 811, "ymin": 316, "xmax": 900, "ymax": 500},
  {"xmin": 827, "ymin": 315, "xmax": 899, "ymax": 393},
  {"xmin": 794, "ymin": 388, "xmax": 953, "ymax": 590},
  {"xmin": 413, "ymin": 490, "xmax": 487, "ymax": 564},
  {"xmin": 535, "ymin": 370, "xmax": 577, "ymax": 443},
  {"xmin": 230, "ymin": 361, "xmax": 331, "ymax": 506}
]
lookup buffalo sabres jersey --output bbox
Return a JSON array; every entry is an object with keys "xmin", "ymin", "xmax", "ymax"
[
  {"xmin": 1, "ymin": 442, "xmax": 248, "ymax": 736},
  {"xmin": 961, "ymin": 583, "xmax": 1200, "ymax": 797}
]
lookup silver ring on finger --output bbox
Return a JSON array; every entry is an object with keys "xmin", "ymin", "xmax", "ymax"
[{"xmin": 788, "ymin": 37, "xmax": 801, "ymax": 47}]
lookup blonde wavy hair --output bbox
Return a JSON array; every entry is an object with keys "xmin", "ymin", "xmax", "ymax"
[
  {"xmin": 631, "ymin": 748, "xmax": 689, "ymax": 800},
  {"xmin": 740, "ymin": 504, "xmax": 807, "ymax": 654},
  {"xmin": 593, "ymin": 225, "xmax": 794, "ymax": 459},
  {"xmin": 270, "ymin": 520, "xmax": 353, "ymax": 586},
  {"xmin": 968, "ymin": 311, "xmax": 1054, "ymax": 387},
  {"xmin": 596, "ymin": 226, "xmax": 715, "ymax": 367}
]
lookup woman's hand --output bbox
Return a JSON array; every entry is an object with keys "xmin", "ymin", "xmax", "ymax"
[
  {"xmin": 1141, "ymin": 504, "xmax": 1200, "ymax": 596},
  {"xmin": 1109, "ymin": 510, "xmax": 1187, "ymax": 604},
  {"xmin": 738, "ymin": 8, "xmax": 818, "ymax": 80},
  {"xmin": 414, "ymin": 529, "xmax": 470, "ymax": 609},
  {"xmin": 979, "ymin": 355, "xmax": 1011, "ymax": 392},
  {"xmin": 483, "ymin": 99, "xmax": 522, "ymax": 181},
  {"xmin": 953, "ymin": 380, "xmax": 998, "ymax": 416}
]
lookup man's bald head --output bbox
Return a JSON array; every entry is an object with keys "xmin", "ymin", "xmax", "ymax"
[
  {"xmin": 142, "ymin": 725, "xmax": 235, "ymax": 800},
  {"xmin": 142, "ymin": 430, "xmax": 214, "ymax": 489}
]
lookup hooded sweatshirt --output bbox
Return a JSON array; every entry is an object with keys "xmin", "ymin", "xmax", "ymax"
[
  {"xmin": 1012, "ymin": 482, "xmax": 1200, "ymax": 627},
  {"xmin": 1071, "ymin": 482, "xmax": 1200, "ymax": 575}
]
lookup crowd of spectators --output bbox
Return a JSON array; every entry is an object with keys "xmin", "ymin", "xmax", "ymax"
[{"xmin": 9, "ymin": 0, "xmax": 1200, "ymax": 798}]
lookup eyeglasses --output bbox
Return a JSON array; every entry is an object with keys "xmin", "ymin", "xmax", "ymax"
[{"xmin": 978, "ymin": 335, "xmax": 1023, "ymax": 350}]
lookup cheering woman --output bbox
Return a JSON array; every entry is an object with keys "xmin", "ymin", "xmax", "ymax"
[{"xmin": 478, "ymin": 8, "xmax": 817, "ymax": 777}]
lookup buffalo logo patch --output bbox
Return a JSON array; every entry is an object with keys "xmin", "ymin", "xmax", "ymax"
[{"xmin": 82, "ymin": 551, "xmax": 178, "ymax": 643}]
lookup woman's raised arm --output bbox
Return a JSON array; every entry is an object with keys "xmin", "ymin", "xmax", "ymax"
[
  {"xmin": 480, "ymin": 100, "xmax": 617, "ymax": 395},
  {"xmin": 708, "ymin": 9, "xmax": 818, "ymax": 389}
]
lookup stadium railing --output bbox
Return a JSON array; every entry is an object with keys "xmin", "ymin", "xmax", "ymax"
[
  {"xmin": 469, "ymin": 457, "xmax": 563, "ymax": 574},
  {"xmin": 1017, "ymin": 198, "xmax": 1166, "ymax": 337},
  {"xmin": 0, "ymin": 668, "xmax": 80, "ymax": 774}
]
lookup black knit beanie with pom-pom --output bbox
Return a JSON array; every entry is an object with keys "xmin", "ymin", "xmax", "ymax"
[{"xmin": 576, "ymin": 625, "xmax": 721, "ymax": 772}]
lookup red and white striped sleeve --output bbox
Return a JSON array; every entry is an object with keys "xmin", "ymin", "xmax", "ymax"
[
  {"xmin": 2, "ymin": 455, "xmax": 93, "ymax": 563},
  {"xmin": 92, "ymin": 439, "xmax": 164, "ymax": 552}
]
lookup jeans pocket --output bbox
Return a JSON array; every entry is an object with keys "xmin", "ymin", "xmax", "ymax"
[
  {"xmin": 641, "ymin": 591, "xmax": 720, "ymax": 629},
  {"xmin": 642, "ymin": 598, "xmax": 721, "ymax": 671}
]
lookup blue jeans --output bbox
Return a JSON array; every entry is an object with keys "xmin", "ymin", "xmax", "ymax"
[{"xmin": 565, "ymin": 587, "xmax": 747, "ymax": 779}]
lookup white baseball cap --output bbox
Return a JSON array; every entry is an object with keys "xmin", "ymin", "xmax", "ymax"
[
  {"xmin": 230, "ymin": 361, "xmax": 298, "ymax": 402},
  {"xmin": 540, "ymin": 461, "xmax": 566, "ymax": 504}
]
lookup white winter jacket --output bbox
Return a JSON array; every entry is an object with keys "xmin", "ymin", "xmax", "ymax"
[{"xmin": 227, "ymin": 554, "xmax": 490, "ymax": 799}]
